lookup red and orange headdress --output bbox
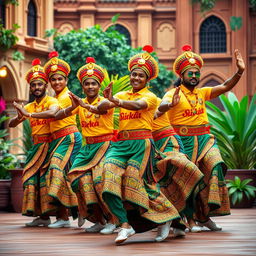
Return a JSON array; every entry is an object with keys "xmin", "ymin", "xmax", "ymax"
[
  {"xmin": 173, "ymin": 45, "xmax": 204, "ymax": 77},
  {"xmin": 77, "ymin": 57, "xmax": 105, "ymax": 85},
  {"xmin": 44, "ymin": 51, "xmax": 70, "ymax": 78},
  {"xmin": 25, "ymin": 59, "xmax": 48, "ymax": 84},
  {"xmin": 128, "ymin": 45, "xmax": 159, "ymax": 81}
]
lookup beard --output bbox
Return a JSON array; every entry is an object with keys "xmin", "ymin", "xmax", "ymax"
[
  {"xmin": 182, "ymin": 78, "xmax": 200, "ymax": 88},
  {"xmin": 32, "ymin": 90, "xmax": 46, "ymax": 99}
]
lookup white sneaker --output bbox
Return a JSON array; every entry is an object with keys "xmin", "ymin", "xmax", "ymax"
[
  {"xmin": 48, "ymin": 219, "xmax": 71, "ymax": 228},
  {"xmin": 115, "ymin": 227, "xmax": 135, "ymax": 244},
  {"xmin": 190, "ymin": 225, "xmax": 202, "ymax": 233},
  {"xmin": 25, "ymin": 217, "xmax": 51, "ymax": 227},
  {"xmin": 155, "ymin": 221, "xmax": 172, "ymax": 242},
  {"xmin": 100, "ymin": 223, "xmax": 116, "ymax": 234},
  {"xmin": 78, "ymin": 215, "xmax": 85, "ymax": 227},
  {"xmin": 173, "ymin": 228, "xmax": 186, "ymax": 238},
  {"xmin": 198, "ymin": 219, "xmax": 222, "ymax": 231},
  {"xmin": 85, "ymin": 222, "xmax": 104, "ymax": 233}
]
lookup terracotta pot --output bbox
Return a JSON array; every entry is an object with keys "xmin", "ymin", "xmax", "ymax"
[
  {"xmin": 230, "ymin": 197, "xmax": 255, "ymax": 208},
  {"xmin": 225, "ymin": 169, "xmax": 256, "ymax": 208},
  {"xmin": 0, "ymin": 179, "xmax": 11, "ymax": 211},
  {"xmin": 10, "ymin": 168, "xmax": 23, "ymax": 213}
]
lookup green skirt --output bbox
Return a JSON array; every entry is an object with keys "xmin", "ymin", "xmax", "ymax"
[
  {"xmin": 155, "ymin": 135, "xmax": 204, "ymax": 216},
  {"xmin": 68, "ymin": 141, "xmax": 116, "ymax": 223},
  {"xmin": 40, "ymin": 132, "xmax": 82, "ymax": 216},
  {"xmin": 22, "ymin": 142, "xmax": 49, "ymax": 216},
  {"xmin": 180, "ymin": 133, "xmax": 230, "ymax": 222},
  {"xmin": 102, "ymin": 138, "xmax": 185, "ymax": 230}
]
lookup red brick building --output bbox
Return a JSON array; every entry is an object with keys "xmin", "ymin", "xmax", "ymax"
[{"xmin": 54, "ymin": 0, "xmax": 255, "ymax": 100}]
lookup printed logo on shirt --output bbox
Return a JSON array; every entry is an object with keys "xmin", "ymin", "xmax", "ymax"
[
  {"xmin": 120, "ymin": 112, "xmax": 141, "ymax": 121},
  {"xmin": 30, "ymin": 119, "xmax": 53, "ymax": 127},
  {"xmin": 182, "ymin": 108, "xmax": 204, "ymax": 117},
  {"xmin": 81, "ymin": 120, "xmax": 99, "ymax": 128}
]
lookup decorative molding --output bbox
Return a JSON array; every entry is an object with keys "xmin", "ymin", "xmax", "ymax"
[{"xmin": 157, "ymin": 23, "xmax": 175, "ymax": 51}]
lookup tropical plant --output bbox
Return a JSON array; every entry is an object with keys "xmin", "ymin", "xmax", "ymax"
[
  {"xmin": 22, "ymin": 119, "xmax": 33, "ymax": 156},
  {"xmin": 206, "ymin": 93, "xmax": 256, "ymax": 169},
  {"xmin": 101, "ymin": 69, "xmax": 131, "ymax": 130},
  {"xmin": 52, "ymin": 24, "xmax": 175, "ymax": 98},
  {"xmin": 0, "ymin": 23, "xmax": 19, "ymax": 51},
  {"xmin": 0, "ymin": 115, "xmax": 17, "ymax": 179},
  {"xmin": 226, "ymin": 176, "xmax": 256, "ymax": 205}
]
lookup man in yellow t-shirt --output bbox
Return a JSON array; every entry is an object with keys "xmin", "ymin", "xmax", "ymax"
[
  {"xmin": 159, "ymin": 45, "xmax": 245, "ymax": 232},
  {"xmin": 55, "ymin": 57, "xmax": 117, "ymax": 234},
  {"xmin": 41, "ymin": 51, "xmax": 82, "ymax": 228},
  {"xmin": 9, "ymin": 59, "xmax": 58, "ymax": 227},
  {"xmin": 98, "ymin": 45, "xmax": 185, "ymax": 245},
  {"xmin": 16, "ymin": 52, "xmax": 83, "ymax": 228},
  {"xmin": 152, "ymin": 97, "xmax": 203, "ymax": 237}
]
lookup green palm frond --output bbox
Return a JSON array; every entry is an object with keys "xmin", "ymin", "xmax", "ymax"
[
  {"xmin": 22, "ymin": 119, "xmax": 33, "ymax": 155},
  {"xmin": 100, "ymin": 69, "xmax": 132, "ymax": 130},
  {"xmin": 206, "ymin": 92, "xmax": 256, "ymax": 169},
  {"xmin": 100, "ymin": 69, "xmax": 131, "ymax": 96}
]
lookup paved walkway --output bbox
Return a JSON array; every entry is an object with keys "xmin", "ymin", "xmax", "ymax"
[{"xmin": 0, "ymin": 209, "xmax": 256, "ymax": 256}]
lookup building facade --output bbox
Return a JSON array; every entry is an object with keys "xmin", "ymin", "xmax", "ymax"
[
  {"xmin": 0, "ymin": 0, "xmax": 54, "ymax": 147},
  {"xmin": 54, "ymin": 0, "xmax": 255, "ymax": 100},
  {"xmin": 0, "ymin": 0, "xmax": 255, "ymax": 144}
]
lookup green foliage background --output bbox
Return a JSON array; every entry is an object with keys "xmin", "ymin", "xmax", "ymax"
[{"xmin": 53, "ymin": 25, "xmax": 175, "ymax": 98}]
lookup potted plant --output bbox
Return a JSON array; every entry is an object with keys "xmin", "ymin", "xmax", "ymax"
[
  {"xmin": 9, "ymin": 119, "xmax": 33, "ymax": 213},
  {"xmin": 0, "ymin": 115, "xmax": 17, "ymax": 211},
  {"xmin": 206, "ymin": 92, "xmax": 256, "ymax": 195},
  {"xmin": 226, "ymin": 176, "xmax": 256, "ymax": 208}
]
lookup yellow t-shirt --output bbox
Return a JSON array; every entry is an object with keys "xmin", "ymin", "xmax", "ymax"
[
  {"xmin": 24, "ymin": 95, "xmax": 58, "ymax": 135},
  {"xmin": 163, "ymin": 85, "xmax": 212, "ymax": 125},
  {"xmin": 115, "ymin": 87, "xmax": 157, "ymax": 131},
  {"xmin": 50, "ymin": 87, "xmax": 77, "ymax": 133},
  {"xmin": 152, "ymin": 97, "xmax": 171, "ymax": 132},
  {"xmin": 72, "ymin": 96, "xmax": 114, "ymax": 137}
]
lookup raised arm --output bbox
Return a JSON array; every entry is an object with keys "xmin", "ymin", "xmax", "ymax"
[
  {"xmin": 69, "ymin": 92, "xmax": 107, "ymax": 115},
  {"xmin": 101, "ymin": 82, "xmax": 148, "ymax": 111},
  {"xmin": 9, "ymin": 103, "xmax": 26, "ymax": 127},
  {"xmin": 158, "ymin": 87, "xmax": 180, "ymax": 113},
  {"xmin": 13, "ymin": 101, "xmax": 59, "ymax": 119},
  {"xmin": 210, "ymin": 49, "xmax": 245, "ymax": 99}
]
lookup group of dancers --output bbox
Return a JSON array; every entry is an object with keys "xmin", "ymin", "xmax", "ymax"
[{"xmin": 9, "ymin": 44, "xmax": 245, "ymax": 244}]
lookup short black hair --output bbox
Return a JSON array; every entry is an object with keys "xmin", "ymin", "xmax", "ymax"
[{"xmin": 173, "ymin": 78, "xmax": 181, "ymax": 87}]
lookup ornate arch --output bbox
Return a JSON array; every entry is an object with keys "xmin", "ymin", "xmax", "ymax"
[
  {"xmin": 104, "ymin": 22, "xmax": 135, "ymax": 47},
  {"xmin": 0, "ymin": 65, "xmax": 19, "ymax": 101},
  {"xmin": 58, "ymin": 23, "xmax": 74, "ymax": 35},
  {"xmin": 199, "ymin": 71, "xmax": 225, "ymax": 88}
]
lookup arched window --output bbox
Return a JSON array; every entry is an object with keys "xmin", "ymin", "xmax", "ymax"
[
  {"xmin": 27, "ymin": 0, "xmax": 37, "ymax": 36},
  {"xmin": 109, "ymin": 24, "xmax": 131, "ymax": 45},
  {"xmin": 0, "ymin": 1, "xmax": 6, "ymax": 27},
  {"xmin": 203, "ymin": 79, "xmax": 223, "ymax": 110},
  {"xmin": 200, "ymin": 15, "xmax": 226, "ymax": 53}
]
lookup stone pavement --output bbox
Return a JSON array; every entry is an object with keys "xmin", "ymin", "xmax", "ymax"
[{"xmin": 0, "ymin": 209, "xmax": 256, "ymax": 256}]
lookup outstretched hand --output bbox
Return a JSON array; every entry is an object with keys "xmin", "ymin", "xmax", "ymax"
[
  {"xmin": 169, "ymin": 87, "xmax": 180, "ymax": 107},
  {"xmin": 13, "ymin": 101, "xmax": 29, "ymax": 117},
  {"xmin": 234, "ymin": 49, "xmax": 245, "ymax": 73},
  {"xmin": 103, "ymin": 82, "xmax": 114, "ymax": 101},
  {"xmin": 68, "ymin": 92, "xmax": 85, "ymax": 108}
]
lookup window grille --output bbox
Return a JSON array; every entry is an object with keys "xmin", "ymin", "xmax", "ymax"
[
  {"xmin": 200, "ymin": 16, "xmax": 226, "ymax": 53},
  {"xmin": 109, "ymin": 24, "xmax": 131, "ymax": 45},
  {"xmin": 27, "ymin": 0, "xmax": 37, "ymax": 36}
]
